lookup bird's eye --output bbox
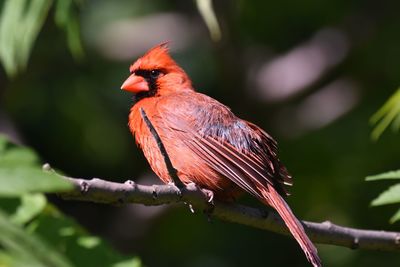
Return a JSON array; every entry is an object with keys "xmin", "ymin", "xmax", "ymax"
[{"xmin": 150, "ymin": 70, "xmax": 161, "ymax": 79}]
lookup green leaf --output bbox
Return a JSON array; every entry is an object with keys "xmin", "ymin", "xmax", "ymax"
[
  {"xmin": 55, "ymin": 0, "xmax": 84, "ymax": 60},
  {"xmin": 10, "ymin": 194, "xmax": 47, "ymax": 225},
  {"xmin": 0, "ymin": 209, "xmax": 73, "ymax": 267},
  {"xmin": 32, "ymin": 206, "xmax": 142, "ymax": 267},
  {"xmin": 0, "ymin": 167, "xmax": 73, "ymax": 197},
  {"xmin": 0, "ymin": 0, "xmax": 22, "ymax": 76},
  {"xmin": 0, "ymin": 0, "xmax": 52, "ymax": 77},
  {"xmin": 0, "ymin": 198, "xmax": 21, "ymax": 215},
  {"xmin": 365, "ymin": 170, "xmax": 400, "ymax": 181},
  {"xmin": 0, "ymin": 135, "xmax": 73, "ymax": 196},
  {"xmin": 0, "ymin": 249, "xmax": 35, "ymax": 267},
  {"xmin": 0, "ymin": 135, "xmax": 42, "ymax": 167},
  {"xmin": 112, "ymin": 258, "xmax": 142, "ymax": 267},
  {"xmin": 0, "ymin": 138, "xmax": 142, "ymax": 266},
  {"xmin": 0, "ymin": 0, "xmax": 84, "ymax": 77},
  {"xmin": 389, "ymin": 208, "xmax": 400, "ymax": 224},
  {"xmin": 0, "ymin": 145, "xmax": 39, "ymax": 167},
  {"xmin": 370, "ymin": 88, "xmax": 400, "ymax": 140},
  {"xmin": 77, "ymin": 236, "xmax": 101, "ymax": 249},
  {"xmin": 196, "ymin": 0, "xmax": 221, "ymax": 42},
  {"xmin": 371, "ymin": 183, "xmax": 400, "ymax": 206},
  {"xmin": 18, "ymin": 0, "xmax": 53, "ymax": 72},
  {"xmin": 0, "ymin": 136, "xmax": 8, "ymax": 152}
]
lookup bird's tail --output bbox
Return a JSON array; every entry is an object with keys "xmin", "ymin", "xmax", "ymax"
[{"xmin": 259, "ymin": 185, "xmax": 322, "ymax": 267}]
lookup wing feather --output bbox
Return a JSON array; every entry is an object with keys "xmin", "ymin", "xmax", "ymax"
[
  {"xmin": 185, "ymin": 136, "xmax": 262, "ymax": 198},
  {"xmin": 157, "ymin": 92, "xmax": 291, "ymax": 198}
]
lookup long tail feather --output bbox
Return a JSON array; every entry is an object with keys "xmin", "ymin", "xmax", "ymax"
[{"xmin": 260, "ymin": 185, "xmax": 322, "ymax": 267}]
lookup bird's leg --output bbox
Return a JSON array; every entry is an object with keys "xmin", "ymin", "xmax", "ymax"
[{"xmin": 185, "ymin": 182, "xmax": 214, "ymax": 203}]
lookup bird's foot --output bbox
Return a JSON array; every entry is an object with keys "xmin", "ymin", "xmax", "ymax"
[
  {"xmin": 198, "ymin": 187, "xmax": 215, "ymax": 222},
  {"xmin": 186, "ymin": 182, "xmax": 214, "ymax": 204},
  {"xmin": 200, "ymin": 188, "xmax": 215, "ymax": 205},
  {"xmin": 184, "ymin": 183, "xmax": 215, "ymax": 220},
  {"xmin": 166, "ymin": 182, "xmax": 183, "ymax": 199}
]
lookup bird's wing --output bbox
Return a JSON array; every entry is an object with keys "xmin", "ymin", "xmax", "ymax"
[
  {"xmin": 155, "ymin": 93, "xmax": 322, "ymax": 267},
  {"xmin": 156, "ymin": 92, "xmax": 292, "ymax": 198}
]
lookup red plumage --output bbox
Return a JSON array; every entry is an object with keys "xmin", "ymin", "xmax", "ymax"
[{"xmin": 121, "ymin": 44, "xmax": 322, "ymax": 267}]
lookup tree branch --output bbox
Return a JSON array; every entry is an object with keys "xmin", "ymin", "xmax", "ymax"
[
  {"xmin": 54, "ymin": 109, "xmax": 400, "ymax": 252},
  {"xmin": 57, "ymin": 174, "xmax": 400, "ymax": 252}
]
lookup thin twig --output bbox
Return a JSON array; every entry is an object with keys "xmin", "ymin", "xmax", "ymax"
[{"xmin": 139, "ymin": 107, "xmax": 184, "ymax": 188}]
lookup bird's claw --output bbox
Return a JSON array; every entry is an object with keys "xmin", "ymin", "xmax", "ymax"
[
  {"xmin": 188, "ymin": 203, "xmax": 195, "ymax": 213},
  {"xmin": 200, "ymin": 188, "xmax": 215, "ymax": 205},
  {"xmin": 167, "ymin": 182, "xmax": 182, "ymax": 197},
  {"xmin": 199, "ymin": 188, "xmax": 215, "ymax": 222},
  {"xmin": 186, "ymin": 182, "xmax": 215, "ymax": 204},
  {"xmin": 184, "ymin": 183, "xmax": 215, "ymax": 218}
]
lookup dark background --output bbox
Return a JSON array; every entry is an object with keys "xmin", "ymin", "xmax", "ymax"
[{"xmin": 1, "ymin": 0, "xmax": 400, "ymax": 266}]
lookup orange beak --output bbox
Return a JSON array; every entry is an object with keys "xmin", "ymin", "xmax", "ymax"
[{"xmin": 121, "ymin": 74, "xmax": 149, "ymax": 93}]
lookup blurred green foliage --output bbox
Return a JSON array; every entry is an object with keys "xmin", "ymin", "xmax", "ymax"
[
  {"xmin": 366, "ymin": 88, "xmax": 400, "ymax": 224},
  {"xmin": 0, "ymin": 0, "xmax": 83, "ymax": 77},
  {"xmin": 370, "ymin": 88, "xmax": 400, "ymax": 140},
  {"xmin": 0, "ymin": 135, "xmax": 141, "ymax": 267},
  {"xmin": 196, "ymin": 0, "xmax": 221, "ymax": 41},
  {"xmin": 366, "ymin": 170, "xmax": 400, "ymax": 223},
  {"xmin": 0, "ymin": 134, "xmax": 72, "ymax": 196},
  {"xmin": 0, "ymin": 135, "xmax": 71, "ymax": 197},
  {"xmin": 1, "ymin": 0, "xmax": 400, "ymax": 267}
]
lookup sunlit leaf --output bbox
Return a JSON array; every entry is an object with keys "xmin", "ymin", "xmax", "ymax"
[
  {"xmin": 0, "ymin": 0, "xmax": 22, "ymax": 76},
  {"xmin": 54, "ymin": 0, "xmax": 71, "ymax": 25},
  {"xmin": 0, "ymin": 209, "xmax": 73, "ymax": 267},
  {"xmin": 77, "ymin": 236, "xmax": 101, "ymax": 249},
  {"xmin": 0, "ymin": 249, "xmax": 35, "ymax": 267},
  {"xmin": 0, "ymin": 0, "xmax": 83, "ymax": 77},
  {"xmin": 389, "ymin": 208, "xmax": 400, "ymax": 224},
  {"xmin": 367, "ymin": 171, "xmax": 400, "ymax": 223},
  {"xmin": 0, "ymin": 135, "xmax": 72, "ymax": 196},
  {"xmin": 59, "ymin": 226, "xmax": 76, "ymax": 237},
  {"xmin": 0, "ymin": 251, "xmax": 17, "ymax": 267},
  {"xmin": 0, "ymin": 0, "xmax": 52, "ymax": 77},
  {"xmin": 371, "ymin": 183, "xmax": 400, "ymax": 206},
  {"xmin": 365, "ymin": 170, "xmax": 400, "ymax": 181},
  {"xmin": 112, "ymin": 258, "xmax": 142, "ymax": 267},
  {"xmin": 18, "ymin": 0, "xmax": 52, "ymax": 72},
  {"xmin": 0, "ymin": 145, "xmax": 39, "ymax": 167},
  {"xmin": 32, "ymin": 207, "xmax": 142, "ymax": 267},
  {"xmin": 55, "ymin": 0, "xmax": 84, "ymax": 60},
  {"xmin": 10, "ymin": 194, "xmax": 47, "ymax": 225},
  {"xmin": 0, "ymin": 167, "xmax": 72, "ymax": 197},
  {"xmin": 370, "ymin": 88, "xmax": 400, "ymax": 140},
  {"xmin": 196, "ymin": 0, "xmax": 221, "ymax": 42}
]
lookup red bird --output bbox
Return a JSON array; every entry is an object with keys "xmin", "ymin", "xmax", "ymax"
[{"xmin": 121, "ymin": 43, "xmax": 321, "ymax": 267}]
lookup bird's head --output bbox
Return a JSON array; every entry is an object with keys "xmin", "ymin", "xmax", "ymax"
[{"xmin": 121, "ymin": 43, "xmax": 192, "ymax": 100}]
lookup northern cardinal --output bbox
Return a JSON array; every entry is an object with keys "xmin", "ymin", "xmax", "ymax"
[{"xmin": 121, "ymin": 43, "xmax": 321, "ymax": 267}]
